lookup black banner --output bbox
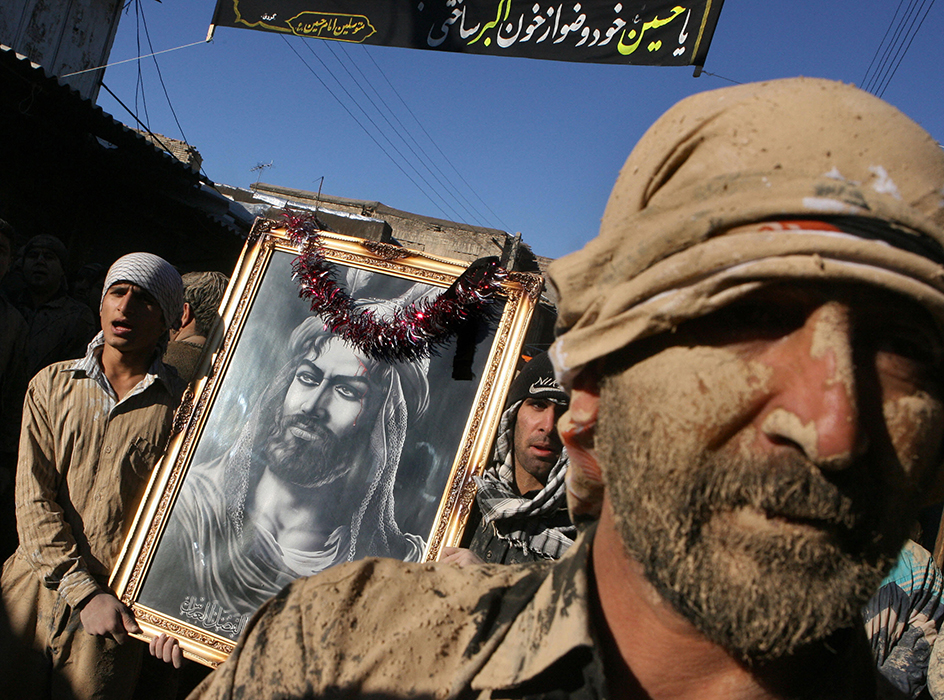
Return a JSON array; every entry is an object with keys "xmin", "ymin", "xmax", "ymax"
[{"xmin": 211, "ymin": 1, "xmax": 724, "ymax": 66}]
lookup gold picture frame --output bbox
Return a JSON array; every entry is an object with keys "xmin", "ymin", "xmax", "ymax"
[{"xmin": 110, "ymin": 221, "xmax": 541, "ymax": 666}]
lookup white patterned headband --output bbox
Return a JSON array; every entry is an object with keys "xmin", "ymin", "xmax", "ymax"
[{"xmin": 102, "ymin": 252, "xmax": 183, "ymax": 330}]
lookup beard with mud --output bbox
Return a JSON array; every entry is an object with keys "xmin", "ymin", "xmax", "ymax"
[
  {"xmin": 595, "ymin": 374, "xmax": 913, "ymax": 664},
  {"xmin": 260, "ymin": 412, "xmax": 356, "ymax": 489}
]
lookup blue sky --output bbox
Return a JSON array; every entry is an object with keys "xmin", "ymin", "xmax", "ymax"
[{"xmin": 97, "ymin": 1, "xmax": 944, "ymax": 260}]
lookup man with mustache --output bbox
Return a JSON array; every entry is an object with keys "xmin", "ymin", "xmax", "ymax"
[
  {"xmin": 442, "ymin": 351, "xmax": 575, "ymax": 566},
  {"xmin": 143, "ymin": 314, "xmax": 429, "ymax": 646},
  {"xmin": 189, "ymin": 77, "xmax": 944, "ymax": 699}
]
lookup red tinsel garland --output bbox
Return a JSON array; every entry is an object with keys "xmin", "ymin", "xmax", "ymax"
[{"xmin": 283, "ymin": 211, "xmax": 507, "ymax": 363}]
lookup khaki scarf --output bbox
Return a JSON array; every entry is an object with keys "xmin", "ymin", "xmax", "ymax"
[{"xmin": 547, "ymin": 78, "xmax": 944, "ymax": 388}]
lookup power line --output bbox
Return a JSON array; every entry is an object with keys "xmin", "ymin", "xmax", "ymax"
[
  {"xmin": 134, "ymin": 2, "xmax": 150, "ymax": 130},
  {"xmin": 92, "ymin": 4, "xmax": 510, "ymax": 232},
  {"xmin": 861, "ymin": 0, "xmax": 936, "ymax": 96},
  {"xmin": 335, "ymin": 42, "xmax": 498, "ymax": 229},
  {"xmin": 60, "ymin": 39, "xmax": 205, "ymax": 77},
  {"xmin": 281, "ymin": 36, "xmax": 455, "ymax": 220},
  {"xmin": 97, "ymin": 0, "xmax": 213, "ymax": 184},
  {"xmin": 864, "ymin": 0, "xmax": 919, "ymax": 94},
  {"xmin": 295, "ymin": 39, "xmax": 464, "ymax": 222},
  {"xmin": 323, "ymin": 41, "xmax": 491, "ymax": 229},
  {"xmin": 294, "ymin": 37, "xmax": 471, "ymax": 224},
  {"xmin": 877, "ymin": 0, "xmax": 936, "ymax": 97},
  {"xmin": 860, "ymin": 0, "xmax": 907, "ymax": 91},
  {"xmin": 357, "ymin": 44, "xmax": 512, "ymax": 232},
  {"xmin": 138, "ymin": 0, "xmax": 191, "ymax": 148},
  {"xmin": 100, "ymin": 81, "xmax": 186, "ymax": 163},
  {"xmin": 697, "ymin": 70, "xmax": 742, "ymax": 85}
]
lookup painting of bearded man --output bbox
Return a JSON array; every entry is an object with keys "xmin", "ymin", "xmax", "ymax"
[{"xmin": 139, "ymin": 273, "xmax": 432, "ymax": 641}]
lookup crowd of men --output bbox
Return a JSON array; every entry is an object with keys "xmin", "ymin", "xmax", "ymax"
[{"xmin": 3, "ymin": 76, "xmax": 944, "ymax": 700}]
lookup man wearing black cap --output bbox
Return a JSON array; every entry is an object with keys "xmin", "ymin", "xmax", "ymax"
[{"xmin": 442, "ymin": 352, "xmax": 575, "ymax": 566}]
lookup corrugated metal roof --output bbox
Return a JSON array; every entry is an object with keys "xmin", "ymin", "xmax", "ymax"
[
  {"xmin": 0, "ymin": 43, "xmax": 254, "ymax": 239},
  {"xmin": 0, "ymin": 43, "xmax": 204, "ymax": 185}
]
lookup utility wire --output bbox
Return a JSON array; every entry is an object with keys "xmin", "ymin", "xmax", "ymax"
[
  {"xmin": 137, "ymin": 0, "xmax": 192, "ymax": 151},
  {"xmin": 357, "ymin": 44, "xmax": 512, "ymax": 232},
  {"xmin": 323, "ymin": 41, "xmax": 488, "ymax": 229},
  {"xmin": 297, "ymin": 38, "xmax": 471, "ymax": 224},
  {"xmin": 698, "ymin": 70, "xmax": 742, "ymax": 85},
  {"xmin": 334, "ymin": 42, "xmax": 495, "ymax": 229},
  {"xmin": 293, "ymin": 37, "xmax": 468, "ymax": 223},
  {"xmin": 81, "ymin": 6, "xmax": 508, "ymax": 231},
  {"xmin": 100, "ymin": 81, "xmax": 185, "ymax": 164},
  {"xmin": 100, "ymin": 4, "xmax": 457, "ymax": 215},
  {"xmin": 861, "ymin": 0, "xmax": 935, "ymax": 96},
  {"xmin": 877, "ymin": 0, "xmax": 935, "ymax": 97},
  {"xmin": 281, "ymin": 36, "xmax": 455, "ymax": 220},
  {"xmin": 97, "ymin": 0, "xmax": 213, "ymax": 184},
  {"xmin": 104, "ymin": 77, "xmax": 235, "ymax": 201},
  {"xmin": 860, "ymin": 0, "xmax": 907, "ymax": 91},
  {"xmin": 134, "ymin": 2, "xmax": 150, "ymax": 130},
  {"xmin": 865, "ymin": 0, "xmax": 919, "ymax": 93},
  {"xmin": 60, "ymin": 39, "xmax": 205, "ymax": 77}
]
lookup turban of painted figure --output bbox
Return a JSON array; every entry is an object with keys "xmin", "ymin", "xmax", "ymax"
[{"xmin": 547, "ymin": 77, "xmax": 944, "ymax": 389}]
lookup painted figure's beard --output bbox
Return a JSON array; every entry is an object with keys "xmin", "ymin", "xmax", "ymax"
[
  {"xmin": 261, "ymin": 414, "xmax": 353, "ymax": 489},
  {"xmin": 595, "ymin": 379, "xmax": 912, "ymax": 663}
]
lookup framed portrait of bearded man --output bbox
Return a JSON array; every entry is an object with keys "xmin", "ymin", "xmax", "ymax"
[{"xmin": 110, "ymin": 219, "xmax": 542, "ymax": 666}]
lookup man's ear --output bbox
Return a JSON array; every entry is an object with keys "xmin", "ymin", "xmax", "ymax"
[
  {"xmin": 559, "ymin": 367, "xmax": 605, "ymax": 523},
  {"xmin": 180, "ymin": 302, "xmax": 194, "ymax": 329}
]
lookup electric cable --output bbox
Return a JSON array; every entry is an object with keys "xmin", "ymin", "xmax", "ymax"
[
  {"xmin": 876, "ymin": 0, "xmax": 936, "ymax": 97},
  {"xmin": 296, "ymin": 38, "xmax": 468, "ymax": 223},
  {"xmin": 322, "ymin": 40, "xmax": 489, "ymax": 229},
  {"xmin": 60, "ymin": 40, "xmax": 206, "ymax": 78},
  {"xmin": 860, "ymin": 0, "xmax": 907, "ymax": 91},
  {"xmin": 861, "ymin": 0, "xmax": 935, "ymax": 96},
  {"xmin": 138, "ymin": 0, "xmax": 192, "ymax": 149},
  {"xmin": 357, "ymin": 44, "xmax": 512, "ymax": 232},
  {"xmin": 697, "ymin": 70, "xmax": 741, "ymax": 85},
  {"xmin": 864, "ymin": 0, "xmax": 919, "ymax": 94},
  {"xmin": 281, "ymin": 36, "xmax": 457, "ymax": 220},
  {"xmin": 134, "ymin": 2, "xmax": 151, "ymax": 130}
]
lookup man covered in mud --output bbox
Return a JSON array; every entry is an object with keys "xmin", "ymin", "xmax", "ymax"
[
  {"xmin": 187, "ymin": 78, "xmax": 944, "ymax": 699},
  {"xmin": 143, "ymin": 314, "xmax": 429, "ymax": 643}
]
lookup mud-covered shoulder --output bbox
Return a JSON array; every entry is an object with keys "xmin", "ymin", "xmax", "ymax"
[{"xmin": 194, "ymin": 557, "xmax": 553, "ymax": 699}]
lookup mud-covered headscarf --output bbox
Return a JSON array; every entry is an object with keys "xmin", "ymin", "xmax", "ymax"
[
  {"xmin": 547, "ymin": 77, "xmax": 944, "ymax": 516},
  {"xmin": 548, "ymin": 77, "xmax": 944, "ymax": 388}
]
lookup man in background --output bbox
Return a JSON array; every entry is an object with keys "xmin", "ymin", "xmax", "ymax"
[
  {"xmin": 163, "ymin": 270, "xmax": 229, "ymax": 383},
  {"xmin": 72, "ymin": 261, "xmax": 107, "ymax": 327},
  {"xmin": 0, "ymin": 218, "xmax": 27, "ymax": 559},
  {"xmin": 442, "ymin": 351, "xmax": 574, "ymax": 565},
  {"xmin": 15, "ymin": 234, "xmax": 96, "ymax": 378}
]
